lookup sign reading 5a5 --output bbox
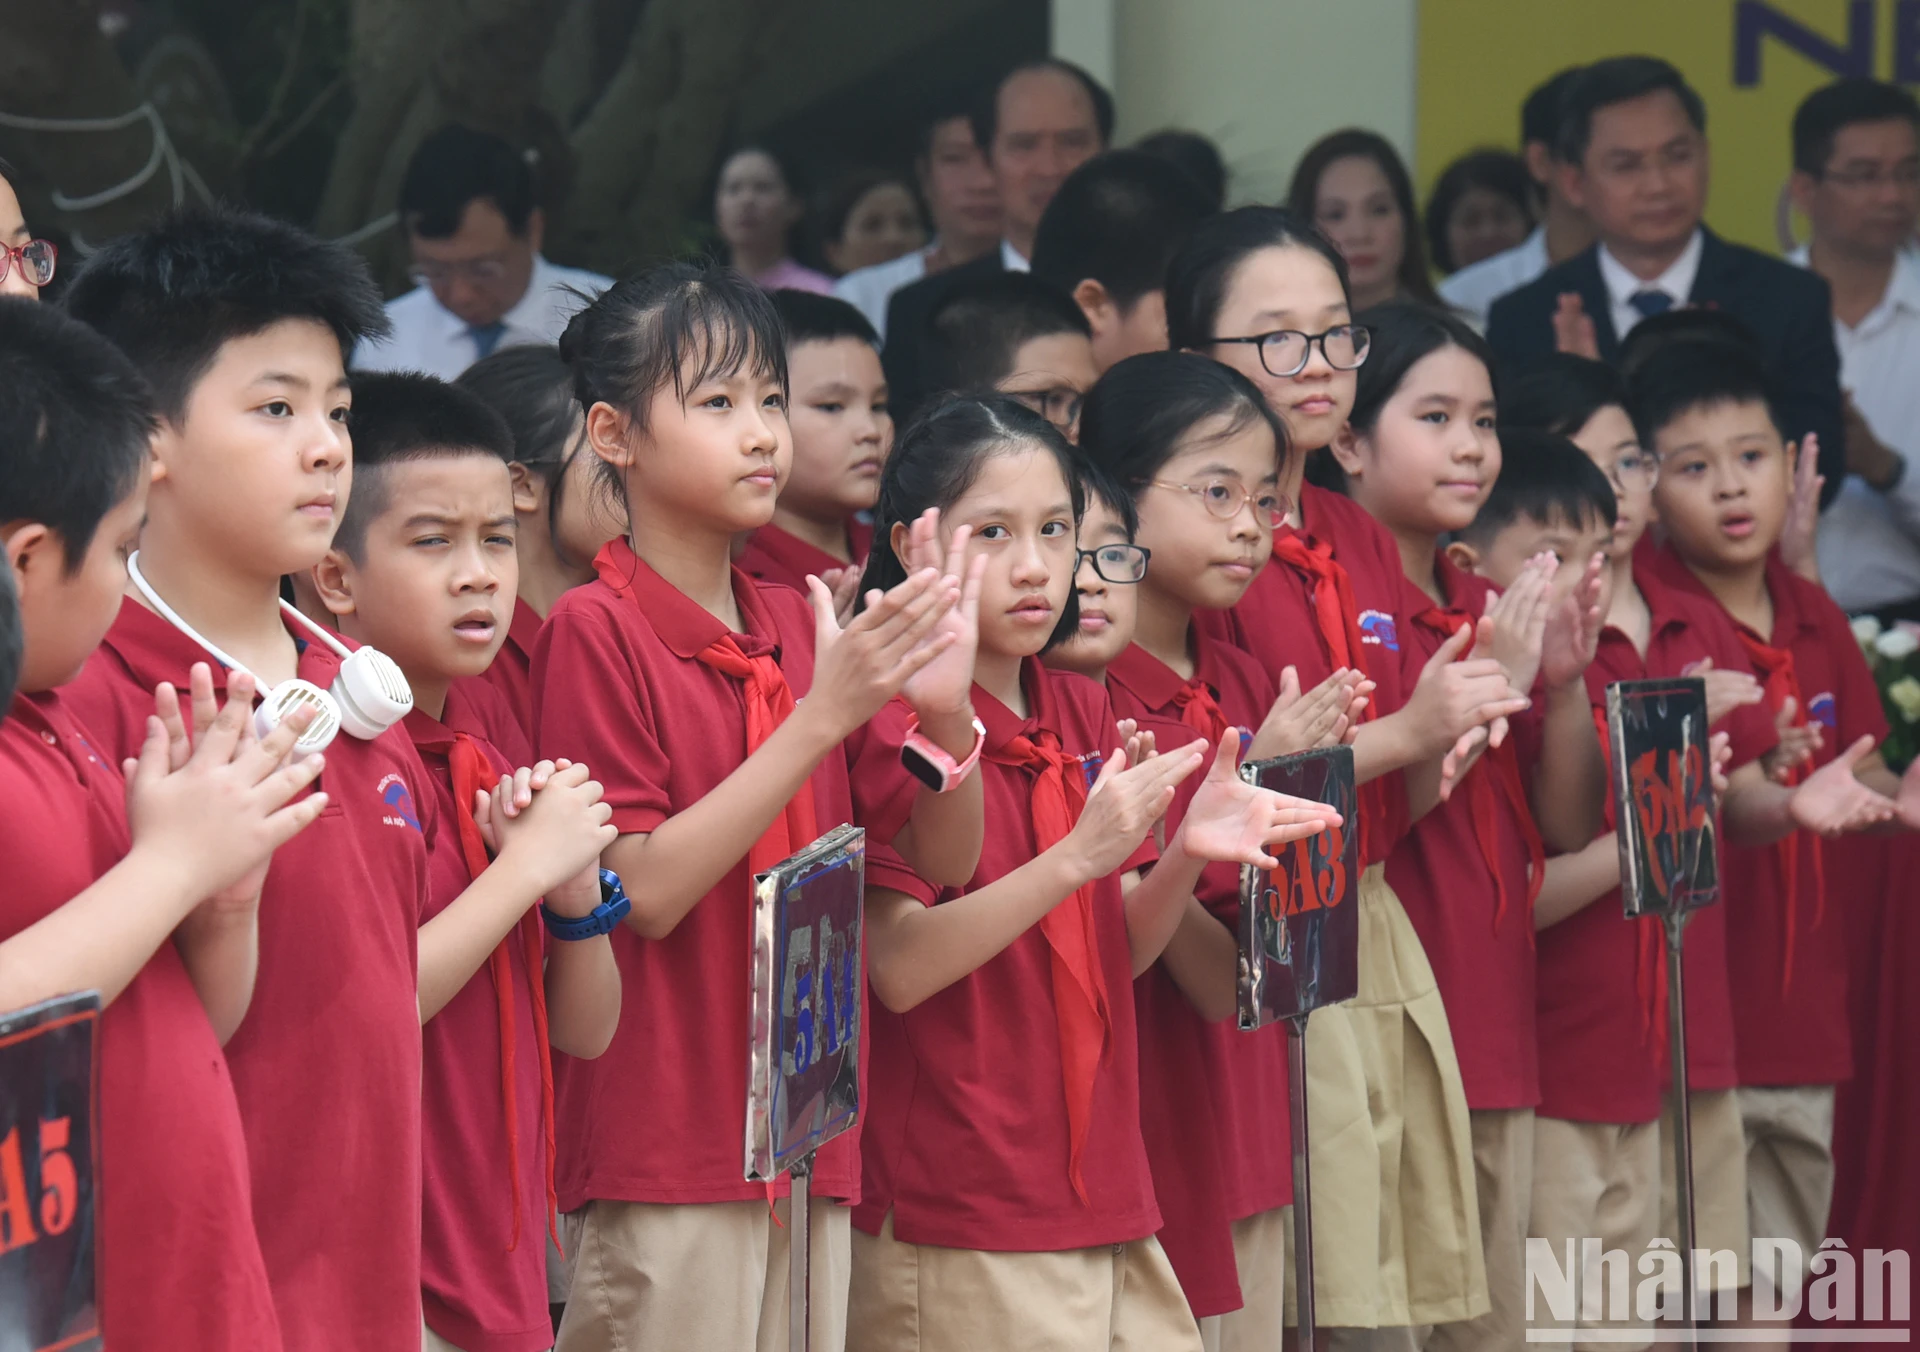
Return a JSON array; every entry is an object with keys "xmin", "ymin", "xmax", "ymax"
[{"xmin": 0, "ymin": 992, "xmax": 101, "ymax": 1352}]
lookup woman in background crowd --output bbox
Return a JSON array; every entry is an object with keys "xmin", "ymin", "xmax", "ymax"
[{"xmin": 1289, "ymin": 128, "xmax": 1439, "ymax": 309}]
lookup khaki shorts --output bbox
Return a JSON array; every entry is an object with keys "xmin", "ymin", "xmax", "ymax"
[
  {"xmin": 1660, "ymin": 1089, "xmax": 1751, "ymax": 1295},
  {"xmin": 553, "ymin": 1196, "xmax": 850, "ymax": 1352},
  {"xmin": 846, "ymin": 1211, "xmax": 1201, "ymax": 1352},
  {"xmin": 1199, "ymin": 1206, "xmax": 1290, "ymax": 1351},
  {"xmin": 1425, "ymin": 1108, "xmax": 1534, "ymax": 1352},
  {"xmin": 1738, "ymin": 1084, "xmax": 1835, "ymax": 1305},
  {"xmin": 1527, "ymin": 1117, "xmax": 1661, "ymax": 1349}
]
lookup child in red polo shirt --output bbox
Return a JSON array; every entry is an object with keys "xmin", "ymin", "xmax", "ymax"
[
  {"xmin": 923, "ymin": 272, "xmax": 1101, "ymax": 441},
  {"xmin": 457, "ymin": 345, "xmax": 622, "ymax": 738},
  {"xmin": 843, "ymin": 391, "xmax": 1342, "ymax": 1352},
  {"xmin": 532, "ymin": 263, "xmax": 988, "ymax": 1351},
  {"xmin": 61, "ymin": 207, "xmax": 438, "ymax": 1352},
  {"xmin": 0, "ymin": 296, "xmax": 333, "ymax": 1350},
  {"xmin": 1632, "ymin": 340, "xmax": 1916, "ymax": 1315},
  {"xmin": 736, "ymin": 291, "xmax": 884, "ymax": 599},
  {"xmin": 1168, "ymin": 209, "xmax": 1519, "ymax": 1335},
  {"xmin": 1330, "ymin": 303, "xmax": 1614, "ymax": 1350},
  {"xmin": 1075, "ymin": 352, "xmax": 1374, "ymax": 1347},
  {"xmin": 311, "ymin": 372, "xmax": 623, "ymax": 1352}
]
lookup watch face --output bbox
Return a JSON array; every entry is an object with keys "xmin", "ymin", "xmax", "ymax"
[{"xmin": 900, "ymin": 743, "xmax": 947, "ymax": 792}]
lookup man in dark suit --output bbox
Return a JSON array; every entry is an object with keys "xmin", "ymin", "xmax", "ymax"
[
  {"xmin": 1487, "ymin": 56, "xmax": 1845, "ymax": 505},
  {"xmin": 883, "ymin": 59, "xmax": 1112, "ymax": 416}
]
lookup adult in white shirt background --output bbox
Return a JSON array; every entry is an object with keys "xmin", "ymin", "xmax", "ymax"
[
  {"xmin": 355, "ymin": 125, "xmax": 610, "ymax": 381},
  {"xmin": 833, "ymin": 103, "xmax": 1002, "ymax": 338},
  {"xmin": 1789, "ymin": 78, "xmax": 1920, "ymax": 620},
  {"xmin": 1439, "ymin": 65, "xmax": 1594, "ymax": 325}
]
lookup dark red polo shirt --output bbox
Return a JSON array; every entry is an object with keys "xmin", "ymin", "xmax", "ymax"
[
  {"xmin": 735, "ymin": 518, "xmax": 875, "ymax": 595},
  {"xmin": 468, "ymin": 596, "xmax": 543, "ymax": 743}
]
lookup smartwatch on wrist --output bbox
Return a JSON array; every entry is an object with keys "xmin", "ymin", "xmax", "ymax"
[
  {"xmin": 541, "ymin": 868, "xmax": 631, "ymax": 941},
  {"xmin": 900, "ymin": 715, "xmax": 988, "ymax": 793}
]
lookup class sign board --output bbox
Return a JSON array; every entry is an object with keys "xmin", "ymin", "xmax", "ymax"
[
  {"xmin": 745, "ymin": 826, "xmax": 865, "ymax": 1183},
  {"xmin": 1238, "ymin": 747, "xmax": 1360, "ymax": 1029},
  {"xmin": 1608, "ymin": 678, "xmax": 1721, "ymax": 917},
  {"xmin": 0, "ymin": 992, "xmax": 100, "ymax": 1352},
  {"xmin": 1417, "ymin": 0, "xmax": 1920, "ymax": 256}
]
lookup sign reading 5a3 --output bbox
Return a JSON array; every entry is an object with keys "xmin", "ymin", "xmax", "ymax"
[
  {"xmin": 0, "ymin": 993, "xmax": 101, "ymax": 1352},
  {"xmin": 1417, "ymin": 0, "xmax": 1920, "ymax": 257}
]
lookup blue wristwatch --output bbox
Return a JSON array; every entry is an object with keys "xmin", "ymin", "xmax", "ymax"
[{"xmin": 540, "ymin": 869, "xmax": 631, "ymax": 941}]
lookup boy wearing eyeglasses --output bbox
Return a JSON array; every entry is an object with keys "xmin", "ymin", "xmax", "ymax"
[{"xmin": 923, "ymin": 271, "xmax": 1100, "ymax": 441}]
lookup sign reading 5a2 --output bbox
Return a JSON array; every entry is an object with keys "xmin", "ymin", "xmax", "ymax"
[{"xmin": 0, "ymin": 992, "xmax": 101, "ymax": 1352}]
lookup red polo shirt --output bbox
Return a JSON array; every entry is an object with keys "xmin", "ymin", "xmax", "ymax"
[
  {"xmin": 0, "ymin": 691, "xmax": 282, "ymax": 1352},
  {"xmin": 1384, "ymin": 557, "xmax": 1541, "ymax": 1111},
  {"xmin": 1652, "ymin": 549, "xmax": 1890, "ymax": 1086},
  {"xmin": 1537, "ymin": 560, "xmax": 1776, "ymax": 1123},
  {"xmin": 408, "ymin": 682, "xmax": 554, "ymax": 1352},
  {"xmin": 1199, "ymin": 483, "xmax": 1413, "ymax": 863},
  {"xmin": 65, "ymin": 598, "xmax": 432, "ymax": 1352},
  {"xmin": 1107, "ymin": 633, "xmax": 1291, "ymax": 1317},
  {"xmin": 736, "ymin": 518, "xmax": 874, "ymax": 595},
  {"xmin": 851, "ymin": 658, "xmax": 1162, "ymax": 1252},
  {"xmin": 469, "ymin": 596, "xmax": 543, "ymax": 742},
  {"xmin": 531, "ymin": 540, "xmax": 859, "ymax": 1206}
]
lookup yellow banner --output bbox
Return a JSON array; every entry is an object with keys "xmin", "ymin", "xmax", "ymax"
[{"xmin": 1416, "ymin": 0, "xmax": 1920, "ymax": 255}]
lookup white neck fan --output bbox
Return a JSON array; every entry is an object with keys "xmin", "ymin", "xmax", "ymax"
[{"xmin": 126, "ymin": 552, "xmax": 413, "ymax": 757}]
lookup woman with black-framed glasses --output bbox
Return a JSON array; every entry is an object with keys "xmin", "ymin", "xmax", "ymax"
[{"xmin": 0, "ymin": 162, "xmax": 56, "ymax": 300}]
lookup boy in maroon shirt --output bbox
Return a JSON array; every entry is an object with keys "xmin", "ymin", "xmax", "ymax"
[
  {"xmin": 1633, "ymin": 341, "xmax": 1916, "ymax": 1314},
  {"xmin": 310, "ymin": 372, "xmax": 623, "ymax": 1352},
  {"xmin": 0, "ymin": 297, "xmax": 331, "ymax": 1349},
  {"xmin": 60, "ymin": 208, "xmax": 441, "ymax": 1351},
  {"xmin": 735, "ymin": 291, "xmax": 881, "ymax": 597}
]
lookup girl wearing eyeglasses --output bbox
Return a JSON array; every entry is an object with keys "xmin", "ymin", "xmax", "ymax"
[
  {"xmin": 1074, "ymin": 349, "xmax": 1374, "ymax": 1343},
  {"xmin": 1168, "ymin": 207, "xmax": 1516, "ymax": 1341},
  {"xmin": 0, "ymin": 161, "xmax": 57, "ymax": 300}
]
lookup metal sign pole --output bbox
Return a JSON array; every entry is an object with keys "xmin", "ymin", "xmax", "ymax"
[
  {"xmin": 789, "ymin": 1153, "xmax": 813, "ymax": 1352},
  {"xmin": 1287, "ymin": 1016, "xmax": 1315, "ymax": 1347},
  {"xmin": 1664, "ymin": 913, "xmax": 1697, "ymax": 1348}
]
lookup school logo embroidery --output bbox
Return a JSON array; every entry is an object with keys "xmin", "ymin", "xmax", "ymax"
[
  {"xmin": 1807, "ymin": 692, "xmax": 1838, "ymax": 730},
  {"xmin": 1078, "ymin": 752, "xmax": 1104, "ymax": 790},
  {"xmin": 1358, "ymin": 609, "xmax": 1399, "ymax": 652},
  {"xmin": 376, "ymin": 774, "xmax": 422, "ymax": 832}
]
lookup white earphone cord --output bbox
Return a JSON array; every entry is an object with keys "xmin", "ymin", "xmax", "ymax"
[{"xmin": 125, "ymin": 550, "xmax": 257, "ymax": 679}]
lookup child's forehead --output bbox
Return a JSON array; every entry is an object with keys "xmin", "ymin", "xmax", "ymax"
[
  {"xmin": 210, "ymin": 317, "xmax": 349, "ymax": 386},
  {"xmin": 375, "ymin": 450, "xmax": 514, "ymax": 505},
  {"xmin": 1652, "ymin": 397, "xmax": 1781, "ymax": 451},
  {"xmin": 1081, "ymin": 498, "xmax": 1132, "ymax": 538},
  {"xmin": 790, "ymin": 336, "xmax": 883, "ymax": 382}
]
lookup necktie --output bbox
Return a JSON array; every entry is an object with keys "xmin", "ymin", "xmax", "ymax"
[
  {"xmin": 1731, "ymin": 627, "xmax": 1824, "ymax": 995},
  {"xmin": 1412, "ymin": 602, "xmax": 1545, "ymax": 935},
  {"xmin": 1629, "ymin": 290, "xmax": 1673, "ymax": 320},
  {"xmin": 1273, "ymin": 529, "xmax": 1389, "ymax": 862},
  {"xmin": 986, "ymin": 728, "xmax": 1109, "ymax": 1204},
  {"xmin": 468, "ymin": 321, "xmax": 508, "ymax": 358},
  {"xmin": 447, "ymin": 733, "xmax": 559, "ymax": 1254}
]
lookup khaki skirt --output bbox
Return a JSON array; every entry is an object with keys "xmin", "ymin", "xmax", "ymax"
[{"xmin": 1283, "ymin": 864, "xmax": 1489, "ymax": 1328}]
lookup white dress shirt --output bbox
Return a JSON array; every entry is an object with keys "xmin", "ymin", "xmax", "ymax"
[
  {"xmin": 1438, "ymin": 227, "xmax": 1550, "ymax": 326},
  {"xmin": 354, "ymin": 253, "xmax": 612, "ymax": 380},
  {"xmin": 1793, "ymin": 246, "xmax": 1920, "ymax": 612},
  {"xmin": 1596, "ymin": 229, "xmax": 1703, "ymax": 341},
  {"xmin": 833, "ymin": 248, "xmax": 930, "ymax": 339},
  {"xmin": 1001, "ymin": 239, "xmax": 1031, "ymax": 273}
]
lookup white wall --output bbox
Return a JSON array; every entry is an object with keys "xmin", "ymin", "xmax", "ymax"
[{"xmin": 1055, "ymin": 0, "xmax": 1420, "ymax": 207}]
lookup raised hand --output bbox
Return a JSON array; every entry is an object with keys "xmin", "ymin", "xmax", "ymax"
[
  {"xmin": 1681, "ymin": 657, "xmax": 1764, "ymax": 728},
  {"xmin": 1405, "ymin": 617, "xmax": 1532, "ymax": 761},
  {"xmin": 816, "ymin": 566, "xmax": 864, "ymax": 629},
  {"xmin": 1176, "ymin": 731, "xmax": 1342, "ymax": 868},
  {"xmin": 894, "ymin": 509, "xmax": 987, "ymax": 722},
  {"xmin": 1062, "ymin": 740, "xmax": 1208, "ymax": 880},
  {"xmin": 126, "ymin": 668, "xmax": 329, "ymax": 902},
  {"xmin": 491, "ymin": 761, "xmax": 618, "ymax": 897},
  {"xmin": 1709, "ymin": 731, "xmax": 1733, "ymax": 798},
  {"xmin": 1553, "ymin": 292, "xmax": 1599, "ymax": 359},
  {"xmin": 805, "ymin": 565, "xmax": 956, "ymax": 736},
  {"xmin": 1540, "ymin": 552, "xmax": 1607, "ymax": 689},
  {"xmin": 1480, "ymin": 553, "xmax": 1554, "ymax": 697},
  {"xmin": 1779, "ymin": 433, "xmax": 1825, "ymax": 587},
  {"xmin": 1252, "ymin": 665, "xmax": 1371, "ymax": 759},
  {"xmin": 1761, "ymin": 698, "xmax": 1822, "ymax": 784},
  {"xmin": 1788, "ymin": 736, "xmax": 1897, "ymax": 836}
]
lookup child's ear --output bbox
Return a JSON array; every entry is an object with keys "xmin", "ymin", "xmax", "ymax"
[
  {"xmin": 887, "ymin": 519, "xmax": 913, "ymax": 571},
  {"xmin": 308, "ymin": 551, "xmax": 357, "ymax": 621},
  {"xmin": 1329, "ymin": 422, "xmax": 1367, "ymax": 478},
  {"xmin": 584, "ymin": 403, "xmax": 637, "ymax": 471},
  {"xmin": 3, "ymin": 523, "xmax": 53, "ymax": 591},
  {"xmin": 507, "ymin": 461, "xmax": 543, "ymax": 515},
  {"xmin": 147, "ymin": 417, "xmax": 185, "ymax": 485},
  {"xmin": 1442, "ymin": 539, "xmax": 1482, "ymax": 576},
  {"xmin": 1072, "ymin": 279, "xmax": 1116, "ymax": 336}
]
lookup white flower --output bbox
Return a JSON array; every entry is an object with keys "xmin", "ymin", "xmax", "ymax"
[
  {"xmin": 1874, "ymin": 627, "xmax": 1920, "ymax": 660},
  {"xmin": 1888, "ymin": 676, "xmax": 1920, "ymax": 723},
  {"xmin": 1852, "ymin": 616, "xmax": 1884, "ymax": 648}
]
